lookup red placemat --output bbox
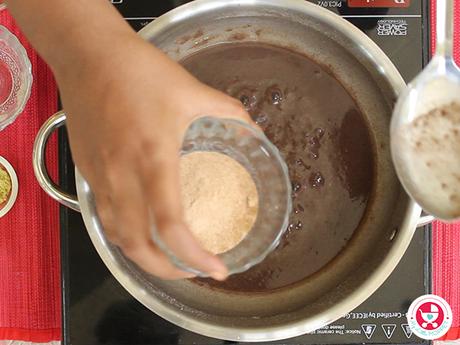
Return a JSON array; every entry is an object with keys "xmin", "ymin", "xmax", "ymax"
[
  {"xmin": 0, "ymin": 12, "xmax": 60, "ymax": 343},
  {"xmin": 431, "ymin": 0, "xmax": 460, "ymax": 341}
]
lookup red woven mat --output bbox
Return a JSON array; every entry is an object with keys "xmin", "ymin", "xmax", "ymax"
[
  {"xmin": 0, "ymin": 13, "xmax": 60, "ymax": 343},
  {"xmin": 431, "ymin": 0, "xmax": 460, "ymax": 341}
]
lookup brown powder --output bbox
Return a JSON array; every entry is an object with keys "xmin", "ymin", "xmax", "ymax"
[{"xmin": 180, "ymin": 151, "xmax": 259, "ymax": 254}]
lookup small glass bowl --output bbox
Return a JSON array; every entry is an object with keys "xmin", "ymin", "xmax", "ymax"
[
  {"xmin": 0, "ymin": 25, "xmax": 32, "ymax": 131},
  {"xmin": 152, "ymin": 117, "xmax": 292, "ymax": 277},
  {"xmin": 0, "ymin": 156, "xmax": 18, "ymax": 218}
]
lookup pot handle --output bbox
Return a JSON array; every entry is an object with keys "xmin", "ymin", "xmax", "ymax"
[
  {"xmin": 33, "ymin": 111, "xmax": 81, "ymax": 212},
  {"xmin": 35, "ymin": 111, "xmax": 437, "ymax": 224},
  {"xmin": 417, "ymin": 213, "xmax": 435, "ymax": 227}
]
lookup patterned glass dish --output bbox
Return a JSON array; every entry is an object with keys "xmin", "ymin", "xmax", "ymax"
[
  {"xmin": 0, "ymin": 25, "xmax": 32, "ymax": 131},
  {"xmin": 151, "ymin": 116, "xmax": 292, "ymax": 277}
]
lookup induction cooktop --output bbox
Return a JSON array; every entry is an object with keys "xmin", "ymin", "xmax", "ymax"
[{"xmin": 59, "ymin": 1, "xmax": 432, "ymax": 344}]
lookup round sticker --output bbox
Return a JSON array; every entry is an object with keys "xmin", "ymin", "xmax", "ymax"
[{"xmin": 407, "ymin": 294, "xmax": 452, "ymax": 340}]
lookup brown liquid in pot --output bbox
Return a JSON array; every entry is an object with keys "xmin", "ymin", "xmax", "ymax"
[{"xmin": 180, "ymin": 43, "xmax": 374, "ymax": 292}]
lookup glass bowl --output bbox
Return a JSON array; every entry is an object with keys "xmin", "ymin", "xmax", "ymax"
[
  {"xmin": 0, "ymin": 156, "xmax": 18, "ymax": 218},
  {"xmin": 0, "ymin": 25, "xmax": 32, "ymax": 131},
  {"xmin": 152, "ymin": 116, "xmax": 292, "ymax": 277}
]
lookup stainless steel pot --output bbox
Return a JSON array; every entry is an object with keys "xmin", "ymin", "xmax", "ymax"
[{"xmin": 33, "ymin": 0, "xmax": 434, "ymax": 342}]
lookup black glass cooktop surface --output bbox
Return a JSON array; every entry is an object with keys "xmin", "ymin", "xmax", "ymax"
[{"xmin": 60, "ymin": 1, "xmax": 432, "ymax": 344}]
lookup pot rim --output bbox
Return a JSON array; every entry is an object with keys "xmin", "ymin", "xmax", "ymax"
[{"xmin": 78, "ymin": 0, "xmax": 422, "ymax": 341}]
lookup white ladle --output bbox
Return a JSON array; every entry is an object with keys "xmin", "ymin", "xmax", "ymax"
[{"xmin": 391, "ymin": 0, "xmax": 460, "ymax": 221}]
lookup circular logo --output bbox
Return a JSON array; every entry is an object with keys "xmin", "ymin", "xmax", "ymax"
[{"xmin": 407, "ymin": 294, "xmax": 452, "ymax": 340}]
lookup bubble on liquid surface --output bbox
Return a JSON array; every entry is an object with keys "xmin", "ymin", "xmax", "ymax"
[
  {"xmin": 295, "ymin": 221, "xmax": 303, "ymax": 230},
  {"xmin": 309, "ymin": 172, "xmax": 325, "ymax": 188},
  {"xmin": 265, "ymin": 86, "xmax": 283, "ymax": 106},
  {"xmin": 294, "ymin": 203, "xmax": 305, "ymax": 214},
  {"xmin": 236, "ymin": 88, "xmax": 258, "ymax": 111},
  {"xmin": 304, "ymin": 128, "xmax": 325, "ymax": 160},
  {"xmin": 255, "ymin": 113, "xmax": 268, "ymax": 125},
  {"xmin": 295, "ymin": 158, "xmax": 311, "ymax": 170},
  {"xmin": 315, "ymin": 127, "xmax": 325, "ymax": 139},
  {"xmin": 293, "ymin": 182, "xmax": 302, "ymax": 193}
]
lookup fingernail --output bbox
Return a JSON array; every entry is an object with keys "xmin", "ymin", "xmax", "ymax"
[{"xmin": 210, "ymin": 271, "xmax": 228, "ymax": 281}]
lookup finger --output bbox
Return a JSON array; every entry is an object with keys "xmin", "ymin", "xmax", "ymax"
[
  {"xmin": 140, "ymin": 146, "xmax": 228, "ymax": 281},
  {"xmin": 93, "ymin": 189, "xmax": 119, "ymax": 245},
  {"xmin": 197, "ymin": 86, "xmax": 268, "ymax": 137},
  {"xmin": 123, "ymin": 242, "xmax": 195, "ymax": 280},
  {"xmin": 105, "ymin": 167, "xmax": 193, "ymax": 280},
  {"xmin": 202, "ymin": 87, "xmax": 254, "ymax": 124},
  {"xmin": 157, "ymin": 223, "xmax": 228, "ymax": 281}
]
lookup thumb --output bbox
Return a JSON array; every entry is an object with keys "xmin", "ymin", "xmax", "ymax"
[
  {"xmin": 141, "ymin": 145, "xmax": 228, "ymax": 280},
  {"xmin": 196, "ymin": 85, "xmax": 257, "ymax": 126}
]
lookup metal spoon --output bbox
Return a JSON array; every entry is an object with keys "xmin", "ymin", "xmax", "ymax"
[{"xmin": 390, "ymin": 0, "xmax": 460, "ymax": 221}]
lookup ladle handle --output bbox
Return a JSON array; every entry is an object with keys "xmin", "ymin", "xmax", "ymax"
[{"xmin": 435, "ymin": 0, "xmax": 454, "ymax": 57}]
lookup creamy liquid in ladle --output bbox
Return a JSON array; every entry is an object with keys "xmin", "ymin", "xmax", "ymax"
[
  {"xmin": 181, "ymin": 43, "xmax": 375, "ymax": 291},
  {"xmin": 394, "ymin": 101, "xmax": 460, "ymax": 219}
]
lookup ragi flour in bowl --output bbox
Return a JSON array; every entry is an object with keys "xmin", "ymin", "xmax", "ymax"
[{"xmin": 180, "ymin": 151, "xmax": 259, "ymax": 255}]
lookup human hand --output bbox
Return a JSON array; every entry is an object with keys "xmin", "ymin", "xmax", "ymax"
[{"xmin": 54, "ymin": 35, "xmax": 251, "ymax": 280}]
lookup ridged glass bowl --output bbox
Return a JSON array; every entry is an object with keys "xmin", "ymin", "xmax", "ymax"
[
  {"xmin": 0, "ymin": 25, "xmax": 32, "ymax": 131},
  {"xmin": 152, "ymin": 116, "xmax": 292, "ymax": 276}
]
